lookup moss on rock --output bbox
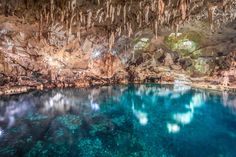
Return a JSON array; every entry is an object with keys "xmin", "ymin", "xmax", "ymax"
[{"xmin": 164, "ymin": 31, "xmax": 204, "ymax": 57}]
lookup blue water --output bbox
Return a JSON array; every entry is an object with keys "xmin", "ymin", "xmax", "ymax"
[{"xmin": 0, "ymin": 84, "xmax": 236, "ymax": 157}]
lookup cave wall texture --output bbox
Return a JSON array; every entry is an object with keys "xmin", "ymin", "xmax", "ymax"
[{"xmin": 0, "ymin": 0, "xmax": 236, "ymax": 94}]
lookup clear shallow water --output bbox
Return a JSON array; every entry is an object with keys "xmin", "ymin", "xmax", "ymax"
[{"xmin": 0, "ymin": 84, "xmax": 236, "ymax": 157}]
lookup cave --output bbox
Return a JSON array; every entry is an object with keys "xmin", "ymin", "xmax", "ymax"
[{"xmin": 0, "ymin": 0, "xmax": 236, "ymax": 156}]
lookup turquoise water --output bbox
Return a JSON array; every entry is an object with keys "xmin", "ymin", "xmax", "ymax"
[{"xmin": 0, "ymin": 84, "xmax": 236, "ymax": 157}]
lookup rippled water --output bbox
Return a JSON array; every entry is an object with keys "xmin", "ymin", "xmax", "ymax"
[{"xmin": 0, "ymin": 84, "xmax": 236, "ymax": 157}]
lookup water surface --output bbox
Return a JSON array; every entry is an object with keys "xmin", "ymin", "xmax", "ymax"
[{"xmin": 0, "ymin": 84, "xmax": 236, "ymax": 157}]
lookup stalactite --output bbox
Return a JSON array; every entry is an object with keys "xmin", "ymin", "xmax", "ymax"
[
  {"xmin": 69, "ymin": 13, "xmax": 76, "ymax": 36},
  {"xmin": 117, "ymin": 5, "xmax": 121, "ymax": 16},
  {"xmin": 127, "ymin": 23, "xmax": 133, "ymax": 38},
  {"xmin": 50, "ymin": 0, "xmax": 54, "ymax": 23},
  {"xmin": 145, "ymin": 5, "xmax": 150, "ymax": 24},
  {"xmin": 106, "ymin": 0, "xmax": 111, "ymax": 19},
  {"xmin": 139, "ymin": 10, "xmax": 142, "ymax": 28},
  {"xmin": 87, "ymin": 10, "xmax": 92, "ymax": 28},
  {"xmin": 154, "ymin": 20, "xmax": 158, "ymax": 39},
  {"xmin": 38, "ymin": 12, "xmax": 43, "ymax": 41},
  {"xmin": 151, "ymin": 0, "xmax": 157, "ymax": 11},
  {"xmin": 117, "ymin": 26, "xmax": 122, "ymax": 37},
  {"xmin": 71, "ymin": 0, "xmax": 77, "ymax": 13},
  {"xmin": 61, "ymin": 10, "xmax": 65, "ymax": 23},
  {"xmin": 77, "ymin": 21, "xmax": 81, "ymax": 42},
  {"xmin": 109, "ymin": 4, "xmax": 113, "ymax": 18},
  {"xmin": 98, "ymin": 12, "xmax": 104, "ymax": 23},
  {"xmin": 46, "ymin": 12, "xmax": 50, "ymax": 25},
  {"xmin": 109, "ymin": 31, "xmax": 115, "ymax": 51},
  {"xmin": 111, "ymin": 5, "xmax": 115, "ymax": 23},
  {"xmin": 180, "ymin": 0, "xmax": 187, "ymax": 20},
  {"xmin": 207, "ymin": 3, "xmax": 217, "ymax": 31},
  {"xmin": 95, "ymin": 8, "xmax": 102, "ymax": 19},
  {"xmin": 123, "ymin": 4, "xmax": 127, "ymax": 26},
  {"xmin": 158, "ymin": 0, "xmax": 165, "ymax": 19}
]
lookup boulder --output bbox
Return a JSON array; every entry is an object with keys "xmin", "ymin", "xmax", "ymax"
[
  {"xmin": 193, "ymin": 57, "xmax": 215, "ymax": 75},
  {"xmin": 82, "ymin": 38, "xmax": 93, "ymax": 53},
  {"xmin": 164, "ymin": 53, "xmax": 174, "ymax": 66},
  {"xmin": 179, "ymin": 57, "xmax": 193, "ymax": 69},
  {"xmin": 154, "ymin": 48, "xmax": 165, "ymax": 62}
]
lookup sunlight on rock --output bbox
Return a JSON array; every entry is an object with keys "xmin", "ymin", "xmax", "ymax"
[
  {"xmin": 44, "ymin": 55, "xmax": 63, "ymax": 69},
  {"xmin": 169, "ymin": 33, "xmax": 183, "ymax": 37},
  {"xmin": 134, "ymin": 38, "xmax": 150, "ymax": 51}
]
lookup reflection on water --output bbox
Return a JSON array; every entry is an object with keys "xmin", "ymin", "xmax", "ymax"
[
  {"xmin": 0, "ymin": 84, "xmax": 236, "ymax": 157},
  {"xmin": 222, "ymin": 91, "xmax": 236, "ymax": 114},
  {"xmin": 168, "ymin": 93, "xmax": 206, "ymax": 134}
]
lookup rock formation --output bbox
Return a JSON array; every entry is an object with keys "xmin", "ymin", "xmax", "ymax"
[{"xmin": 0, "ymin": 0, "xmax": 236, "ymax": 95}]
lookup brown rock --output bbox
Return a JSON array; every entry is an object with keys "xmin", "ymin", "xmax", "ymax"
[{"xmin": 164, "ymin": 53, "xmax": 174, "ymax": 66}]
